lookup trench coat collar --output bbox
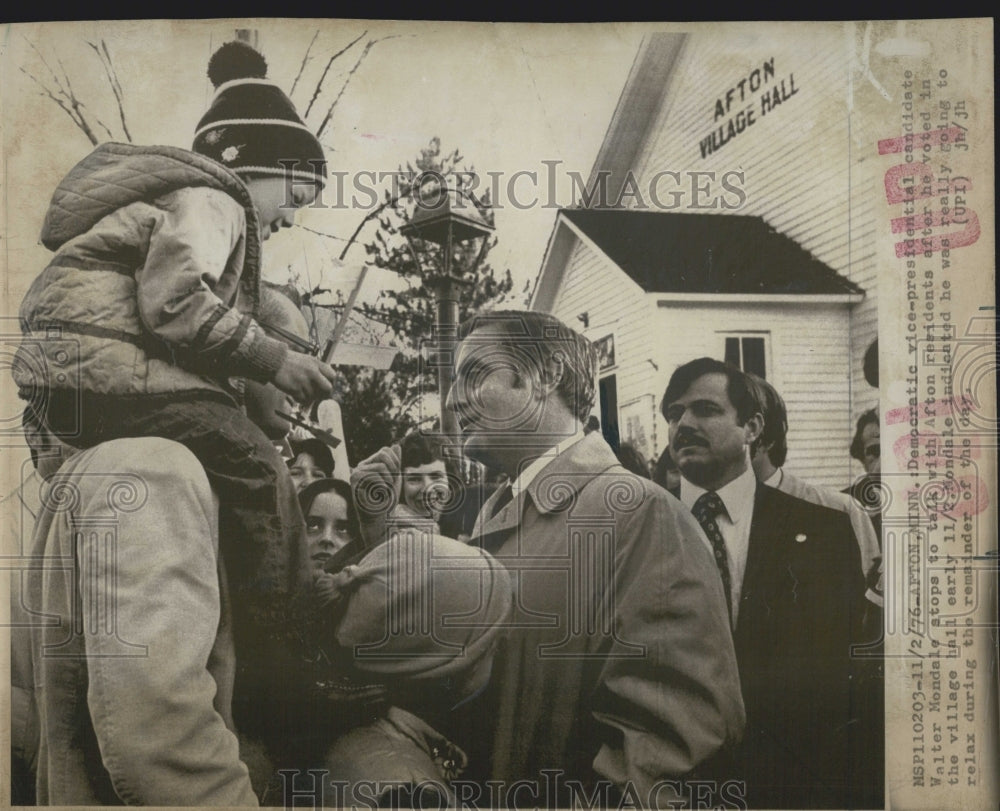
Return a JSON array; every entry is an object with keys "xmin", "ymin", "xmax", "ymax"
[{"xmin": 472, "ymin": 432, "xmax": 621, "ymax": 541}]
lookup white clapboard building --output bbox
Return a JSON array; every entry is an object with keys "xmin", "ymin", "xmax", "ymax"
[{"xmin": 532, "ymin": 30, "xmax": 880, "ymax": 489}]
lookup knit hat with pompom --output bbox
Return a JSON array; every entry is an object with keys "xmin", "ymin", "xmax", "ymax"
[{"xmin": 193, "ymin": 40, "xmax": 326, "ymax": 186}]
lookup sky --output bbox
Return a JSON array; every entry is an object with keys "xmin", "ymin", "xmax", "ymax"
[{"xmin": 2, "ymin": 19, "xmax": 646, "ymax": 313}]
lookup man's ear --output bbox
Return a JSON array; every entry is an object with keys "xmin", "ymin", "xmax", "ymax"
[
  {"xmin": 539, "ymin": 353, "xmax": 565, "ymax": 398},
  {"xmin": 743, "ymin": 412, "xmax": 764, "ymax": 446}
]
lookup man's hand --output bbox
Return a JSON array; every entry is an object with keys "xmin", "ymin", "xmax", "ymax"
[
  {"xmin": 350, "ymin": 444, "xmax": 402, "ymax": 548},
  {"xmin": 272, "ymin": 353, "xmax": 337, "ymax": 404}
]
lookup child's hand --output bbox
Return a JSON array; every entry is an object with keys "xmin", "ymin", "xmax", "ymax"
[
  {"xmin": 272, "ymin": 353, "xmax": 337, "ymax": 404},
  {"xmin": 351, "ymin": 443, "xmax": 402, "ymax": 547},
  {"xmin": 311, "ymin": 570, "xmax": 343, "ymax": 610}
]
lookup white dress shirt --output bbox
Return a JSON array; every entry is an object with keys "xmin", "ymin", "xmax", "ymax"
[
  {"xmin": 509, "ymin": 429, "xmax": 587, "ymax": 499},
  {"xmin": 680, "ymin": 465, "xmax": 757, "ymax": 626}
]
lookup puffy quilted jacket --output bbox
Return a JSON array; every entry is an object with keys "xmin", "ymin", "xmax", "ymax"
[{"xmin": 14, "ymin": 143, "xmax": 288, "ymax": 399}]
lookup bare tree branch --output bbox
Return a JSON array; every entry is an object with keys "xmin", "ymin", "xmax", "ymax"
[
  {"xmin": 290, "ymin": 29, "xmax": 320, "ymax": 100},
  {"xmin": 21, "ymin": 67, "xmax": 79, "ymax": 124},
  {"xmin": 298, "ymin": 246, "xmax": 321, "ymax": 344},
  {"xmin": 20, "ymin": 66, "xmax": 98, "ymax": 145},
  {"xmin": 24, "ymin": 37, "xmax": 71, "ymax": 100},
  {"xmin": 295, "ymin": 224, "xmax": 349, "ymax": 242},
  {"xmin": 314, "ymin": 301, "xmax": 404, "ymax": 331},
  {"xmin": 56, "ymin": 56, "xmax": 78, "ymax": 99},
  {"xmin": 337, "ymin": 179, "xmax": 412, "ymax": 262},
  {"xmin": 100, "ymin": 41, "xmax": 124, "ymax": 98},
  {"xmin": 57, "ymin": 55, "xmax": 106, "ymax": 145},
  {"xmin": 24, "ymin": 36, "xmax": 133, "ymax": 147},
  {"xmin": 87, "ymin": 40, "xmax": 132, "ymax": 142},
  {"xmin": 94, "ymin": 116, "xmax": 116, "ymax": 141},
  {"xmin": 66, "ymin": 100, "xmax": 102, "ymax": 145},
  {"xmin": 303, "ymin": 29, "xmax": 367, "ymax": 119},
  {"xmin": 315, "ymin": 35, "xmax": 405, "ymax": 140}
]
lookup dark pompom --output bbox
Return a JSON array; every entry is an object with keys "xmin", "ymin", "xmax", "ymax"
[{"xmin": 207, "ymin": 41, "xmax": 268, "ymax": 87}]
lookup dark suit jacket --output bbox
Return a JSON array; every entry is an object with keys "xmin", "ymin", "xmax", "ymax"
[
  {"xmin": 454, "ymin": 433, "xmax": 746, "ymax": 805},
  {"xmin": 731, "ymin": 483, "xmax": 881, "ymax": 809}
]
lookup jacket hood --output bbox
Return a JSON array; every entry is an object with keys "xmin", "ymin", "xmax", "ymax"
[{"xmin": 40, "ymin": 142, "xmax": 260, "ymax": 251}]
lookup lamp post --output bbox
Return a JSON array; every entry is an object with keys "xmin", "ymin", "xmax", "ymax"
[{"xmin": 400, "ymin": 173, "xmax": 494, "ymax": 440}]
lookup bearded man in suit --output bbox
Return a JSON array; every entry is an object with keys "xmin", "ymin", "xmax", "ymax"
[
  {"xmin": 661, "ymin": 357, "xmax": 877, "ymax": 810},
  {"xmin": 352, "ymin": 312, "xmax": 745, "ymax": 808}
]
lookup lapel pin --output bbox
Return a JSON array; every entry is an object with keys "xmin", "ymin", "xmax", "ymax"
[{"xmin": 795, "ymin": 533, "xmax": 807, "ymax": 543}]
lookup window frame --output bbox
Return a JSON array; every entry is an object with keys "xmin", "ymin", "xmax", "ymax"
[{"xmin": 719, "ymin": 331, "xmax": 771, "ymax": 379}]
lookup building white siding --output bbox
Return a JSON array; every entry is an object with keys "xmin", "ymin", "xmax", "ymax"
[
  {"xmin": 650, "ymin": 300, "xmax": 856, "ymax": 489},
  {"xmin": 535, "ymin": 28, "xmax": 885, "ymax": 486},
  {"xmin": 630, "ymin": 28, "xmax": 879, "ymax": 472},
  {"xmin": 548, "ymin": 239, "xmax": 660, "ymax": 460},
  {"xmin": 546, "ymin": 231, "xmax": 857, "ymax": 487}
]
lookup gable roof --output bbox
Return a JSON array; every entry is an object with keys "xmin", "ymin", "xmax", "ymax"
[
  {"xmin": 555, "ymin": 208, "xmax": 864, "ymax": 298},
  {"xmin": 585, "ymin": 33, "xmax": 687, "ymax": 205}
]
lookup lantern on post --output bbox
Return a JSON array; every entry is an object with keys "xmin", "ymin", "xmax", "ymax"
[{"xmin": 400, "ymin": 173, "xmax": 494, "ymax": 439}]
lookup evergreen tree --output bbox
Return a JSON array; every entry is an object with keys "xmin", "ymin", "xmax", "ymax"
[{"xmin": 327, "ymin": 137, "xmax": 516, "ymax": 465}]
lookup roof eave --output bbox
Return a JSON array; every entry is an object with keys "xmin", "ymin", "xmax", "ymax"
[
  {"xmin": 654, "ymin": 292, "xmax": 865, "ymax": 305},
  {"xmin": 586, "ymin": 33, "xmax": 687, "ymax": 202},
  {"xmin": 530, "ymin": 212, "xmax": 577, "ymax": 311}
]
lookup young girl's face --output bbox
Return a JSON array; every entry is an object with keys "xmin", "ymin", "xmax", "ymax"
[
  {"xmin": 306, "ymin": 491, "xmax": 354, "ymax": 570},
  {"xmin": 245, "ymin": 177, "xmax": 319, "ymax": 241},
  {"xmin": 289, "ymin": 452, "xmax": 326, "ymax": 492},
  {"xmin": 401, "ymin": 460, "xmax": 450, "ymax": 519}
]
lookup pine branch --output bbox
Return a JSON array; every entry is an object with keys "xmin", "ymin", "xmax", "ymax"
[
  {"xmin": 290, "ymin": 29, "xmax": 320, "ymax": 99},
  {"xmin": 316, "ymin": 35, "xmax": 405, "ymax": 139},
  {"xmin": 303, "ymin": 29, "xmax": 366, "ymax": 120},
  {"xmin": 333, "ymin": 136, "xmax": 514, "ymax": 451}
]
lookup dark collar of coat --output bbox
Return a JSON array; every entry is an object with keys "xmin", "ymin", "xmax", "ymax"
[{"xmin": 473, "ymin": 432, "xmax": 621, "ymax": 540}]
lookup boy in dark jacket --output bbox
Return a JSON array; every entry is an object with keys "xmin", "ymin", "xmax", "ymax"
[{"xmin": 14, "ymin": 42, "xmax": 333, "ymax": 660}]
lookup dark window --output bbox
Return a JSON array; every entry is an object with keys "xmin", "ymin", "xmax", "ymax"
[
  {"xmin": 599, "ymin": 374, "xmax": 620, "ymax": 452},
  {"xmin": 723, "ymin": 335, "xmax": 767, "ymax": 378},
  {"xmin": 742, "ymin": 337, "xmax": 766, "ymax": 378},
  {"xmin": 724, "ymin": 337, "xmax": 740, "ymax": 367}
]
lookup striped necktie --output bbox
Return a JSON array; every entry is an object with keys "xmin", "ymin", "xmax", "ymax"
[{"xmin": 692, "ymin": 491, "xmax": 733, "ymax": 625}]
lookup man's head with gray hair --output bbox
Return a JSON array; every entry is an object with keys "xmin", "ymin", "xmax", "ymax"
[
  {"xmin": 449, "ymin": 310, "xmax": 597, "ymax": 475},
  {"xmin": 455, "ymin": 310, "xmax": 597, "ymax": 422}
]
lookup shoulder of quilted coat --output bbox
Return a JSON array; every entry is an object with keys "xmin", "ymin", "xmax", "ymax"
[{"xmin": 40, "ymin": 143, "xmax": 261, "ymax": 284}]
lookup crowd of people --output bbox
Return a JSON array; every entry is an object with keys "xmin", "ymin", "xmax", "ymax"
[{"xmin": 8, "ymin": 39, "xmax": 886, "ymax": 810}]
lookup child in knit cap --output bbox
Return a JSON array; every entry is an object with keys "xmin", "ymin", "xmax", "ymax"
[{"xmin": 14, "ymin": 41, "xmax": 332, "ymax": 641}]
